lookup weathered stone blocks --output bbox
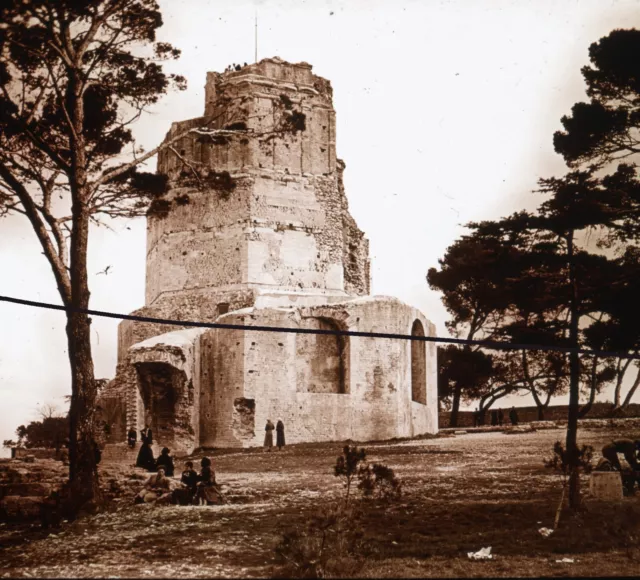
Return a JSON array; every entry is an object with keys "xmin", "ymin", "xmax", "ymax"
[{"xmin": 105, "ymin": 58, "xmax": 438, "ymax": 452}]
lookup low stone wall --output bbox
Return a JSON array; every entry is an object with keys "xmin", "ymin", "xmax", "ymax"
[
  {"xmin": 0, "ymin": 457, "xmax": 67, "ymax": 521},
  {"xmin": 440, "ymin": 416, "xmax": 640, "ymax": 434},
  {"xmin": 0, "ymin": 456, "xmax": 157, "ymax": 523},
  {"xmin": 439, "ymin": 403, "xmax": 640, "ymax": 428},
  {"xmin": 11, "ymin": 448, "xmax": 60, "ymax": 460}
]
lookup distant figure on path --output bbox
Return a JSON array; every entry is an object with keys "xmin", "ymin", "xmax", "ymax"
[
  {"xmin": 509, "ymin": 406, "xmax": 519, "ymax": 426},
  {"xmin": 134, "ymin": 466, "xmax": 172, "ymax": 504},
  {"xmin": 276, "ymin": 419, "xmax": 286, "ymax": 450},
  {"xmin": 127, "ymin": 427, "xmax": 137, "ymax": 449},
  {"xmin": 490, "ymin": 409, "xmax": 498, "ymax": 426},
  {"xmin": 497, "ymin": 408, "xmax": 504, "ymax": 426},
  {"xmin": 264, "ymin": 419, "xmax": 275, "ymax": 451},
  {"xmin": 601, "ymin": 439, "xmax": 640, "ymax": 472},
  {"xmin": 136, "ymin": 424, "xmax": 155, "ymax": 471},
  {"xmin": 155, "ymin": 447, "xmax": 175, "ymax": 477},
  {"xmin": 473, "ymin": 408, "xmax": 480, "ymax": 428}
]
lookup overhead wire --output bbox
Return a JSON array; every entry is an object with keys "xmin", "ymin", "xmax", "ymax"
[{"xmin": 1, "ymin": 294, "xmax": 639, "ymax": 360}]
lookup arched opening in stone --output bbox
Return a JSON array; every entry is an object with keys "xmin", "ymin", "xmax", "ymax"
[
  {"xmin": 136, "ymin": 362, "xmax": 193, "ymax": 451},
  {"xmin": 296, "ymin": 317, "xmax": 349, "ymax": 394},
  {"xmin": 411, "ymin": 319, "xmax": 427, "ymax": 405}
]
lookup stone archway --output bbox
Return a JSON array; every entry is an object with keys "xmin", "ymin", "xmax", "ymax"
[{"xmin": 135, "ymin": 362, "xmax": 194, "ymax": 453}]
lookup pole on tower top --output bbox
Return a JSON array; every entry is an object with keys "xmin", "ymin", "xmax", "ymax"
[{"xmin": 254, "ymin": 8, "xmax": 258, "ymax": 63}]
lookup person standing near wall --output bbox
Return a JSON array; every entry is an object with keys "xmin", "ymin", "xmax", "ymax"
[
  {"xmin": 276, "ymin": 419, "xmax": 285, "ymax": 450},
  {"xmin": 497, "ymin": 408, "xmax": 504, "ymax": 426},
  {"xmin": 136, "ymin": 423, "xmax": 155, "ymax": 471},
  {"xmin": 127, "ymin": 427, "xmax": 137, "ymax": 449},
  {"xmin": 509, "ymin": 407, "xmax": 519, "ymax": 426},
  {"xmin": 264, "ymin": 419, "xmax": 275, "ymax": 452}
]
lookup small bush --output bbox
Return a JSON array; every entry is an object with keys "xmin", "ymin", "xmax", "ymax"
[
  {"xmin": 334, "ymin": 445, "xmax": 367, "ymax": 505},
  {"xmin": 544, "ymin": 441, "xmax": 594, "ymax": 476},
  {"xmin": 283, "ymin": 110, "xmax": 306, "ymax": 132},
  {"xmin": 358, "ymin": 463, "xmax": 402, "ymax": 502},
  {"xmin": 274, "ymin": 503, "xmax": 365, "ymax": 578}
]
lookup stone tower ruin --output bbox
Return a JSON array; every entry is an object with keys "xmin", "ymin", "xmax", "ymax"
[{"xmin": 106, "ymin": 58, "xmax": 438, "ymax": 454}]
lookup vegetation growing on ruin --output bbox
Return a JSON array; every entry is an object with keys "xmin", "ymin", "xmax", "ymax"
[{"xmin": 147, "ymin": 198, "xmax": 172, "ymax": 219}]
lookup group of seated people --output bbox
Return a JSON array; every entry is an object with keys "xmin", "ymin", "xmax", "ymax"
[{"xmin": 135, "ymin": 456, "xmax": 224, "ymax": 506}]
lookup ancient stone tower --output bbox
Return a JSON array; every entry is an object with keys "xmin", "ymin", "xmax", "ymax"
[{"xmin": 107, "ymin": 58, "xmax": 438, "ymax": 454}]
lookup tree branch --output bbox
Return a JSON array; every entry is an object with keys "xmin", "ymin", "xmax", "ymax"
[{"xmin": 0, "ymin": 161, "xmax": 71, "ymax": 304}]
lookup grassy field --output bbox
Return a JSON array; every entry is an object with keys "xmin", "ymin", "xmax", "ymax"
[{"xmin": 2, "ymin": 425, "xmax": 640, "ymax": 578}]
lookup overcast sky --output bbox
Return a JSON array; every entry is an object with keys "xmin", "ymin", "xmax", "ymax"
[{"xmin": 1, "ymin": 0, "xmax": 640, "ymax": 448}]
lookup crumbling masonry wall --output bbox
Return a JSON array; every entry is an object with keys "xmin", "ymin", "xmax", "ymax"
[
  {"xmin": 199, "ymin": 297, "xmax": 437, "ymax": 448},
  {"xmin": 150, "ymin": 57, "xmax": 369, "ymax": 305},
  {"xmin": 128, "ymin": 329, "xmax": 205, "ymax": 454},
  {"xmin": 105, "ymin": 57, "xmax": 437, "ymax": 451}
]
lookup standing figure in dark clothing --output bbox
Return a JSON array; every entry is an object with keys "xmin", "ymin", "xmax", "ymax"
[
  {"xmin": 196, "ymin": 457, "xmax": 224, "ymax": 505},
  {"xmin": 509, "ymin": 406, "xmax": 519, "ymax": 426},
  {"xmin": 264, "ymin": 419, "xmax": 275, "ymax": 451},
  {"xmin": 127, "ymin": 427, "xmax": 137, "ymax": 449},
  {"xmin": 141, "ymin": 425, "xmax": 153, "ymax": 445},
  {"xmin": 473, "ymin": 407, "xmax": 480, "ymax": 428},
  {"xmin": 497, "ymin": 408, "xmax": 504, "ymax": 426},
  {"xmin": 155, "ymin": 447, "xmax": 175, "ymax": 477},
  {"xmin": 136, "ymin": 424, "xmax": 155, "ymax": 471},
  {"xmin": 490, "ymin": 409, "xmax": 498, "ymax": 426},
  {"xmin": 276, "ymin": 420, "xmax": 286, "ymax": 450},
  {"xmin": 601, "ymin": 439, "xmax": 640, "ymax": 472}
]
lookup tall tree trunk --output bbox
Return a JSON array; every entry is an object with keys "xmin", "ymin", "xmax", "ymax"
[
  {"xmin": 66, "ymin": 72, "xmax": 100, "ymax": 510},
  {"xmin": 565, "ymin": 232, "xmax": 581, "ymax": 510},
  {"xmin": 613, "ymin": 358, "xmax": 625, "ymax": 409},
  {"xmin": 450, "ymin": 383, "xmax": 462, "ymax": 428},
  {"xmin": 579, "ymin": 356, "xmax": 598, "ymax": 418},
  {"xmin": 66, "ymin": 208, "xmax": 100, "ymax": 509},
  {"xmin": 622, "ymin": 365, "xmax": 640, "ymax": 408}
]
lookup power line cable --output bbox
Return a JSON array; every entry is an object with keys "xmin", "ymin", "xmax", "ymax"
[{"xmin": 1, "ymin": 293, "xmax": 639, "ymax": 360}]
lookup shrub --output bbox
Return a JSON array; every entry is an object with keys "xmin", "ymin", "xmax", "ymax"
[
  {"xmin": 334, "ymin": 445, "xmax": 367, "ymax": 505},
  {"xmin": 358, "ymin": 463, "xmax": 402, "ymax": 501},
  {"xmin": 274, "ymin": 503, "xmax": 365, "ymax": 578},
  {"xmin": 544, "ymin": 441, "xmax": 594, "ymax": 528}
]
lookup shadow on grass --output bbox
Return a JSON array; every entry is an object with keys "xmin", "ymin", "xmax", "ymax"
[{"xmin": 354, "ymin": 497, "xmax": 640, "ymax": 562}]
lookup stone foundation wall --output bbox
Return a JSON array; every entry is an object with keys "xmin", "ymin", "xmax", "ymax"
[{"xmin": 199, "ymin": 296, "xmax": 437, "ymax": 448}]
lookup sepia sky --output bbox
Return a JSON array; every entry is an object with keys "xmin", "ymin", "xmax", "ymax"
[{"xmin": 1, "ymin": 0, "xmax": 640, "ymax": 447}]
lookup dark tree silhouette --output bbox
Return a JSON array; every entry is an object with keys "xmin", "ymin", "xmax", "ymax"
[
  {"xmin": 554, "ymin": 29, "xmax": 640, "ymax": 169},
  {"xmin": 0, "ymin": 0, "xmax": 191, "ymax": 512}
]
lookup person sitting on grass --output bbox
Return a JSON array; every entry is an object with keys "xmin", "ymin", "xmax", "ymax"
[
  {"xmin": 155, "ymin": 447, "xmax": 175, "ymax": 477},
  {"xmin": 134, "ymin": 466, "xmax": 173, "ymax": 504},
  {"xmin": 195, "ymin": 457, "xmax": 225, "ymax": 505},
  {"xmin": 172, "ymin": 461, "xmax": 199, "ymax": 505}
]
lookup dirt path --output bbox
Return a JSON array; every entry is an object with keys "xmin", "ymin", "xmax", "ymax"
[{"xmin": 2, "ymin": 426, "xmax": 640, "ymax": 578}]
